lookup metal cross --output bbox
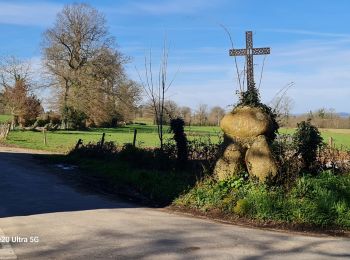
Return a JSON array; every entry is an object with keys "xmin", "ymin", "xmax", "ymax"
[{"xmin": 229, "ymin": 31, "xmax": 270, "ymax": 91}]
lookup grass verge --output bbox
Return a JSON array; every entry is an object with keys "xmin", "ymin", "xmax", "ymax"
[{"xmin": 174, "ymin": 172, "xmax": 350, "ymax": 231}]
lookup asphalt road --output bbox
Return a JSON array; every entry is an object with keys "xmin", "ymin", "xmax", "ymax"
[{"xmin": 0, "ymin": 148, "xmax": 349, "ymax": 259}]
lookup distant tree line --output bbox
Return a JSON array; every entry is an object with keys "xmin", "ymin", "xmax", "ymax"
[
  {"xmin": 283, "ymin": 108, "xmax": 350, "ymax": 129},
  {"xmin": 135, "ymin": 102, "xmax": 226, "ymax": 126},
  {"xmin": 271, "ymin": 94, "xmax": 350, "ymax": 129}
]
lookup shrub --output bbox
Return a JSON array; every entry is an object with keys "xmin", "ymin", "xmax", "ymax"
[
  {"xmin": 161, "ymin": 134, "xmax": 222, "ymax": 175},
  {"xmin": 293, "ymin": 119, "xmax": 323, "ymax": 172},
  {"xmin": 117, "ymin": 144, "xmax": 162, "ymax": 169},
  {"xmin": 34, "ymin": 118, "xmax": 50, "ymax": 127},
  {"xmin": 187, "ymin": 135, "xmax": 222, "ymax": 170},
  {"xmin": 69, "ymin": 141, "xmax": 118, "ymax": 159},
  {"xmin": 169, "ymin": 118, "xmax": 188, "ymax": 167},
  {"xmin": 289, "ymin": 172, "xmax": 350, "ymax": 227},
  {"xmin": 318, "ymin": 145, "xmax": 350, "ymax": 174},
  {"xmin": 271, "ymin": 134, "xmax": 302, "ymax": 189},
  {"xmin": 233, "ymin": 199, "xmax": 249, "ymax": 215},
  {"xmin": 62, "ymin": 106, "xmax": 87, "ymax": 129}
]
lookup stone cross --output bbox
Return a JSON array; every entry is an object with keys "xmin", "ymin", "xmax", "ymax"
[{"xmin": 229, "ymin": 31, "xmax": 270, "ymax": 91}]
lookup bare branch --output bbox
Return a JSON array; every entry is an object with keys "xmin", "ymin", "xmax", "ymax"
[
  {"xmin": 219, "ymin": 23, "xmax": 242, "ymax": 91},
  {"xmin": 258, "ymin": 54, "xmax": 267, "ymax": 90}
]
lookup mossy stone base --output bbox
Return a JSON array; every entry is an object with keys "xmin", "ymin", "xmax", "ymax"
[
  {"xmin": 214, "ymin": 143, "xmax": 243, "ymax": 181},
  {"xmin": 215, "ymin": 105, "xmax": 278, "ymax": 182},
  {"xmin": 220, "ymin": 106, "xmax": 272, "ymax": 139},
  {"xmin": 245, "ymin": 135, "xmax": 278, "ymax": 181}
]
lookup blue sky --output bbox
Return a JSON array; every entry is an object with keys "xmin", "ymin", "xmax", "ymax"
[{"xmin": 0, "ymin": 0, "xmax": 350, "ymax": 113}]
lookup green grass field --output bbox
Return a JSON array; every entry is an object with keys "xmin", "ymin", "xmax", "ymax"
[
  {"xmin": 0, "ymin": 115, "xmax": 11, "ymax": 123},
  {"xmin": 2, "ymin": 123, "xmax": 350, "ymax": 152},
  {"xmin": 3, "ymin": 124, "xmax": 222, "ymax": 152}
]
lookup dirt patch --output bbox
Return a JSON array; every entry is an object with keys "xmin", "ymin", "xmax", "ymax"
[{"xmin": 0, "ymin": 145, "xmax": 63, "ymax": 155}]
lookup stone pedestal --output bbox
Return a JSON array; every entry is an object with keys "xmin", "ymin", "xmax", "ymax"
[{"xmin": 214, "ymin": 106, "xmax": 277, "ymax": 182}]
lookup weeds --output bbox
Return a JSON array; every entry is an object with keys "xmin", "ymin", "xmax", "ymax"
[{"xmin": 175, "ymin": 171, "xmax": 350, "ymax": 229}]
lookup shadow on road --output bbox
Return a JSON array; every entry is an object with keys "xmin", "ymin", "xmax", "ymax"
[
  {"xmin": 15, "ymin": 215, "xmax": 350, "ymax": 259},
  {"xmin": 0, "ymin": 151, "xmax": 136, "ymax": 218}
]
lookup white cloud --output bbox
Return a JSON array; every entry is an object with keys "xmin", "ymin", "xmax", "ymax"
[
  {"xmin": 0, "ymin": 2, "xmax": 62, "ymax": 26},
  {"xmin": 256, "ymin": 38, "xmax": 350, "ymax": 112},
  {"xmin": 263, "ymin": 28, "xmax": 350, "ymax": 38}
]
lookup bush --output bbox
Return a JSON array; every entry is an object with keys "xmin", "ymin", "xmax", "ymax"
[
  {"xmin": 118, "ymin": 144, "xmax": 163, "ymax": 169},
  {"xmin": 35, "ymin": 118, "xmax": 50, "ymax": 127},
  {"xmin": 169, "ymin": 118, "xmax": 188, "ymax": 167},
  {"xmin": 293, "ymin": 119, "xmax": 323, "ymax": 172},
  {"xmin": 271, "ymin": 134, "xmax": 301, "ymax": 189},
  {"xmin": 175, "ymin": 171, "xmax": 350, "ymax": 229},
  {"xmin": 69, "ymin": 141, "xmax": 118, "ymax": 159},
  {"xmin": 68, "ymin": 140, "xmax": 199, "ymax": 205},
  {"xmin": 62, "ymin": 106, "xmax": 87, "ymax": 129}
]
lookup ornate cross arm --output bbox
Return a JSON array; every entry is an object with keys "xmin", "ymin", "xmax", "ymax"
[
  {"xmin": 229, "ymin": 49, "xmax": 246, "ymax": 56},
  {"xmin": 229, "ymin": 47, "xmax": 270, "ymax": 56},
  {"xmin": 252, "ymin": 47, "xmax": 270, "ymax": 55}
]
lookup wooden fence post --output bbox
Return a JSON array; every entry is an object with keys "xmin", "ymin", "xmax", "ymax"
[
  {"xmin": 43, "ymin": 129, "xmax": 47, "ymax": 145},
  {"xmin": 5, "ymin": 123, "xmax": 10, "ymax": 139},
  {"xmin": 328, "ymin": 137, "xmax": 334, "ymax": 148},
  {"xmin": 100, "ymin": 133, "xmax": 105, "ymax": 147},
  {"xmin": 133, "ymin": 129, "xmax": 137, "ymax": 147},
  {"xmin": 75, "ymin": 139, "xmax": 83, "ymax": 150}
]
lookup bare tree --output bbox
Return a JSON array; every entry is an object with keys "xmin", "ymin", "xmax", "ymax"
[
  {"xmin": 271, "ymin": 94, "xmax": 294, "ymax": 126},
  {"xmin": 114, "ymin": 80, "xmax": 142, "ymax": 123},
  {"xmin": 179, "ymin": 106, "xmax": 192, "ymax": 125},
  {"xmin": 164, "ymin": 100, "xmax": 179, "ymax": 122},
  {"xmin": 209, "ymin": 106, "xmax": 225, "ymax": 126},
  {"xmin": 0, "ymin": 56, "xmax": 32, "ymax": 91},
  {"xmin": 195, "ymin": 104, "xmax": 208, "ymax": 126},
  {"xmin": 137, "ymin": 43, "xmax": 176, "ymax": 149},
  {"xmin": 270, "ymin": 82, "xmax": 295, "ymax": 126}
]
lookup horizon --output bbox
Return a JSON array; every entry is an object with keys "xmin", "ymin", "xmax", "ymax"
[{"xmin": 0, "ymin": 0, "xmax": 350, "ymax": 114}]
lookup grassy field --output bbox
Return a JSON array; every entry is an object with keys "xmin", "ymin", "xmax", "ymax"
[
  {"xmin": 2, "ymin": 123, "xmax": 350, "ymax": 152},
  {"xmin": 3, "ymin": 124, "xmax": 222, "ymax": 152},
  {"xmin": 0, "ymin": 115, "xmax": 11, "ymax": 123}
]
